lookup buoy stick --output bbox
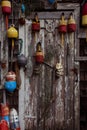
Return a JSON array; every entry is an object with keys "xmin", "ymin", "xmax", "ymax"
[
  {"xmin": 12, "ymin": 39, "xmax": 14, "ymax": 48},
  {"xmin": 3, "ymin": 89, "xmax": 6, "ymax": 104},
  {"xmin": 86, "ymin": 29, "xmax": 87, "ymax": 42},
  {"xmin": 5, "ymin": 15, "xmax": 8, "ymax": 30},
  {"xmin": 61, "ymin": 33, "xmax": 64, "ymax": 46},
  {"xmin": 11, "ymin": 39, "xmax": 14, "ymax": 70}
]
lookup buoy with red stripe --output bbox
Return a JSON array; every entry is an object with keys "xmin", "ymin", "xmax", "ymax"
[
  {"xmin": 58, "ymin": 13, "xmax": 67, "ymax": 46},
  {"xmin": 1, "ymin": 103, "xmax": 10, "ymax": 126},
  {"xmin": 4, "ymin": 71, "xmax": 17, "ymax": 92},
  {"xmin": 35, "ymin": 42, "xmax": 44, "ymax": 63},
  {"xmin": 81, "ymin": 2, "xmax": 87, "ymax": 41},
  {"xmin": 5, "ymin": 71, "xmax": 16, "ymax": 81},
  {"xmin": 32, "ymin": 13, "xmax": 40, "ymax": 32},
  {"xmin": 67, "ymin": 13, "xmax": 76, "ymax": 32},
  {"xmin": 0, "ymin": 119, "xmax": 9, "ymax": 130},
  {"xmin": 82, "ymin": 2, "xmax": 87, "ymax": 26},
  {"xmin": 1, "ymin": 0, "xmax": 11, "ymax": 29}
]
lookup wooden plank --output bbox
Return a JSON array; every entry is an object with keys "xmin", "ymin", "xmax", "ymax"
[
  {"xmin": 19, "ymin": 25, "xmax": 25, "ymax": 130},
  {"xmin": 75, "ymin": 57, "xmax": 87, "ymax": 61}
]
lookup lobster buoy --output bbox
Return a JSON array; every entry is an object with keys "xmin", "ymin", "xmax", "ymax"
[
  {"xmin": 19, "ymin": 17, "xmax": 25, "ymax": 25},
  {"xmin": 58, "ymin": 13, "xmax": 67, "ymax": 33},
  {"xmin": 9, "ymin": 108, "xmax": 21, "ymax": 130},
  {"xmin": 0, "ymin": 119, "xmax": 9, "ymax": 130},
  {"xmin": 55, "ymin": 63, "xmax": 64, "ymax": 78},
  {"xmin": 67, "ymin": 13, "xmax": 76, "ymax": 32},
  {"xmin": 5, "ymin": 71, "xmax": 16, "ymax": 81},
  {"xmin": 58, "ymin": 13, "xmax": 67, "ymax": 46},
  {"xmin": 7, "ymin": 24, "xmax": 18, "ymax": 39},
  {"xmin": 48, "ymin": 0, "xmax": 55, "ymax": 4},
  {"xmin": 17, "ymin": 54, "xmax": 27, "ymax": 67},
  {"xmin": 35, "ymin": 42, "xmax": 44, "ymax": 63},
  {"xmin": 1, "ymin": 0, "xmax": 11, "ymax": 29},
  {"xmin": 1, "ymin": 103, "xmax": 9, "ymax": 125},
  {"xmin": 7, "ymin": 24, "xmax": 18, "ymax": 50},
  {"xmin": 19, "ymin": 4, "xmax": 25, "ymax": 25},
  {"xmin": 4, "ymin": 71, "xmax": 17, "ymax": 92},
  {"xmin": 32, "ymin": 13, "xmax": 40, "ymax": 32},
  {"xmin": 21, "ymin": 4, "xmax": 25, "ymax": 14},
  {"xmin": 82, "ymin": 2, "xmax": 87, "ymax": 26}
]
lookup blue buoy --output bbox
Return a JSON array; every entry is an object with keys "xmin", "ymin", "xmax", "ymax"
[
  {"xmin": 48, "ymin": 0, "xmax": 55, "ymax": 4},
  {"xmin": 4, "ymin": 81, "xmax": 17, "ymax": 92},
  {"xmin": 21, "ymin": 4, "xmax": 25, "ymax": 13}
]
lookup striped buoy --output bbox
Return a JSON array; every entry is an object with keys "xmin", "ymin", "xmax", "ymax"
[
  {"xmin": 1, "ymin": 104, "xmax": 10, "ymax": 125},
  {"xmin": 4, "ymin": 71, "xmax": 17, "ymax": 92},
  {"xmin": 5, "ymin": 71, "xmax": 16, "ymax": 81},
  {"xmin": 82, "ymin": 2, "xmax": 87, "ymax": 41},
  {"xmin": 35, "ymin": 42, "xmax": 44, "ymax": 63},
  {"xmin": 1, "ymin": 0, "xmax": 11, "ymax": 29},
  {"xmin": 10, "ymin": 108, "xmax": 21, "ymax": 130},
  {"xmin": 0, "ymin": 119, "xmax": 9, "ymax": 130},
  {"xmin": 32, "ymin": 13, "xmax": 40, "ymax": 32},
  {"xmin": 82, "ymin": 2, "xmax": 87, "ymax": 26},
  {"xmin": 1, "ymin": 0, "xmax": 11, "ymax": 14},
  {"xmin": 67, "ymin": 13, "xmax": 76, "ymax": 32},
  {"xmin": 58, "ymin": 13, "xmax": 67, "ymax": 46},
  {"xmin": 58, "ymin": 13, "xmax": 67, "ymax": 33}
]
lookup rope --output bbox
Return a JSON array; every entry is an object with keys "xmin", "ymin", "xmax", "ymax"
[{"xmin": 81, "ymin": 0, "xmax": 87, "ymax": 6}]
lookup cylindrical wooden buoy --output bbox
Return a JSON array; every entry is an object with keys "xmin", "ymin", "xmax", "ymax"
[
  {"xmin": 10, "ymin": 108, "xmax": 21, "ymax": 130},
  {"xmin": 1, "ymin": 0, "xmax": 11, "ymax": 29},
  {"xmin": 35, "ymin": 42, "xmax": 44, "ymax": 63},
  {"xmin": 67, "ymin": 13, "xmax": 76, "ymax": 32},
  {"xmin": 82, "ymin": 2, "xmax": 87, "ymax": 41},
  {"xmin": 7, "ymin": 25, "xmax": 18, "ymax": 69},
  {"xmin": 0, "ymin": 119, "xmax": 9, "ymax": 130},
  {"xmin": 1, "ymin": 103, "xmax": 9, "ymax": 125},
  {"xmin": 4, "ymin": 71, "xmax": 17, "ymax": 92},
  {"xmin": 82, "ymin": 2, "xmax": 87, "ymax": 26},
  {"xmin": 58, "ymin": 13, "xmax": 67, "ymax": 46},
  {"xmin": 32, "ymin": 13, "xmax": 40, "ymax": 32}
]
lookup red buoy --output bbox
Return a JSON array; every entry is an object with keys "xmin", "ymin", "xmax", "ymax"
[
  {"xmin": 5, "ymin": 71, "xmax": 16, "ymax": 81},
  {"xmin": 35, "ymin": 42, "xmax": 44, "ymax": 63},
  {"xmin": 0, "ymin": 120, "xmax": 9, "ymax": 130},
  {"xmin": 82, "ymin": 2, "xmax": 87, "ymax": 26},
  {"xmin": 58, "ymin": 13, "xmax": 67, "ymax": 46},
  {"xmin": 1, "ymin": 0, "xmax": 11, "ymax": 29},
  {"xmin": 67, "ymin": 13, "xmax": 76, "ymax": 32},
  {"xmin": 58, "ymin": 13, "xmax": 67, "ymax": 33},
  {"xmin": 32, "ymin": 13, "xmax": 40, "ymax": 32}
]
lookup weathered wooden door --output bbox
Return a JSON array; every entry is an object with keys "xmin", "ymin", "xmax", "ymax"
[{"xmin": 18, "ymin": 3, "xmax": 80, "ymax": 130}]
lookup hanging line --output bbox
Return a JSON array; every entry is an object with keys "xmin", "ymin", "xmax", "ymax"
[
  {"xmin": 81, "ymin": 0, "xmax": 87, "ymax": 6},
  {"xmin": 11, "ymin": 0, "xmax": 14, "ymax": 25}
]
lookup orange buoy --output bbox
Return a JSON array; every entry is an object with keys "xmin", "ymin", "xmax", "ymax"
[
  {"xmin": 35, "ymin": 42, "xmax": 44, "ymax": 63},
  {"xmin": 1, "ymin": 0, "xmax": 11, "ymax": 29},
  {"xmin": 67, "ymin": 13, "xmax": 76, "ymax": 32}
]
